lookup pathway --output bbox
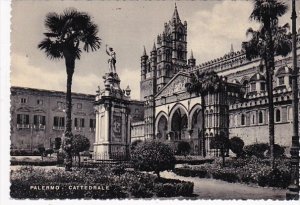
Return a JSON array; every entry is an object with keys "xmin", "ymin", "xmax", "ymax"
[{"xmin": 160, "ymin": 171, "xmax": 287, "ymax": 200}]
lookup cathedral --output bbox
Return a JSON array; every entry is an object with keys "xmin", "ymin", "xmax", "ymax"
[
  {"xmin": 131, "ymin": 4, "xmax": 300, "ymax": 155},
  {"xmin": 10, "ymin": 5, "xmax": 299, "ymax": 157}
]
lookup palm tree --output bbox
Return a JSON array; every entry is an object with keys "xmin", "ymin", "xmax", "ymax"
[
  {"xmin": 186, "ymin": 70, "xmax": 226, "ymax": 157},
  {"xmin": 38, "ymin": 9, "xmax": 101, "ymax": 171},
  {"xmin": 242, "ymin": 0, "xmax": 292, "ymax": 168}
]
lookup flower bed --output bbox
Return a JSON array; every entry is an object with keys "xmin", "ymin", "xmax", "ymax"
[
  {"xmin": 174, "ymin": 157, "xmax": 290, "ymax": 188},
  {"xmin": 10, "ymin": 166, "xmax": 194, "ymax": 199}
]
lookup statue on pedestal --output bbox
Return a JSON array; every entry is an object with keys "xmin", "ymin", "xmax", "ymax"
[{"xmin": 106, "ymin": 44, "xmax": 116, "ymax": 73}]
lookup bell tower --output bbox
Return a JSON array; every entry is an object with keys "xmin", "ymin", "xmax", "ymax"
[{"xmin": 156, "ymin": 3, "xmax": 188, "ymax": 91}]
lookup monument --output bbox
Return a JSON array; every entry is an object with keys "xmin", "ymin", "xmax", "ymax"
[{"xmin": 93, "ymin": 46, "xmax": 131, "ymax": 160}]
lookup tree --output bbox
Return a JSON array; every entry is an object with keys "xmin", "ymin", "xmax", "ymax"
[
  {"xmin": 71, "ymin": 134, "xmax": 90, "ymax": 167},
  {"xmin": 210, "ymin": 132, "xmax": 230, "ymax": 167},
  {"xmin": 176, "ymin": 141, "xmax": 191, "ymax": 157},
  {"xmin": 186, "ymin": 70, "xmax": 226, "ymax": 157},
  {"xmin": 242, "ymin": 0, "xmax": 292, "ymax": 168},
  {"xmin": 38, "ymin": 9, "xmax": 101, "ymax": 171},
  {"xmin": 229, "ymin": 137, "xmax": 245, "ymax": 158},
  {"xmin": 131, "ymin": 141, "xmax": 176, "ymax": 179},
  {"xmin": 130, "ymin": 139, "xmax": 142, "ymax": 151}
]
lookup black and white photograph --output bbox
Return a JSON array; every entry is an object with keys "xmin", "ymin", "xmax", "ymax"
[{"xmin": 1, "ymin": 0, "xmax": 300, "ymax": 202}]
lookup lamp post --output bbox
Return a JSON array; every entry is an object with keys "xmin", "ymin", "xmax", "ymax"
[{"xmin": 286, "ymin": 0, "xmax": 299, "ymax": 200}]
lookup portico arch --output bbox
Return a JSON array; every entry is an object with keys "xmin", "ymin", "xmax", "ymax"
[
  {"xmin": 169, "ymin": 103, "xmax": 188, "ymax": 140},
  {"xmin": 155, "ymin": 111, "xmax": 168, "ymax": 140}
]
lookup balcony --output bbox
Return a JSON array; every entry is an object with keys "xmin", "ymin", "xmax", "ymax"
[
  {"xmin": 89, "ymin": 128, "xmax": 95, "ymax": 132},
  {"xmin": 75, "ymin": 127, "xmax": 83, "ymax": 131},
  {"xmin": 17, "ymin": 124, "xmax": 30, "ymax": 129},
  {"xmin": 33, "ymin": 124, "xmax": 46, "ymax": 130},
  {"xmin": 52, "ymin": 126, "xmax": 65, "ymax": 131}
]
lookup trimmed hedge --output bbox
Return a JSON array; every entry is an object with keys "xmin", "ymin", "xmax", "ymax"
[
  {"xmin": 175, "ymin": 156, "xmax": 214, "ymax": 165},
  {"xmin": 11, "ymin": 160, "xmax": 57, "ymax": 166}
]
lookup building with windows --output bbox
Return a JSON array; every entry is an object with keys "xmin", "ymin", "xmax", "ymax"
[
  {"xmin": 10, "ymin": 86, "xmax": 96, "ymax": 151},
  {"xmin": 10, "ymin": 86, "xmax": 144, "ymax": 151},
  {"xmin": 134, "ymin": 5, "xmax": 300, "ymax": 155}
]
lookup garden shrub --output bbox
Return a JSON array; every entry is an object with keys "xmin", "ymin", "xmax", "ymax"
[
  {"xmin": 210, "ymin": 169, "xmax": 239, "ymax": 183},
  {"xmin": 173, "ymin": 167, "xmax": 207, "ymax": 178},
  {"xmin": 266, "ymin": 144, "xmax": 285, "ymax": 158},
  {"xmin": 176, "ymin": 141, "xmax": 191, "ymax": 156},
  {"xmin": 131, "ymin": 140, "xmax": 176, "ymax": 178},
  {"xmin": 130, "ymin": 182, "xmax": 154, "ymax": 198},
  {"xmin": 244, "ymin": 143, "xmax": 269, "ymax": 158},
  {"xmin": 45, "ymin": 148, "xmax": 54, "ymax": 157},
  {"xmin": 130, "ymin": 139, "xmax": 142, "ymax": 151},
  {"xmin": 229, "ymin": 137, "xmax": 244, "ymax": 158},
  {"xmin": 11, "ymin": 166, "xmax": 193, "ymax": 199},
  {"xmin": 11, "ymin": 157, "xmax": 57, "ymax": 166},
  {"xmin": 154, "ymin": 179, "xmax": 193, "ymax": 197},
  {"xmin": 257, "ymin": 168, "xmax": 290, "ymax": 188}
]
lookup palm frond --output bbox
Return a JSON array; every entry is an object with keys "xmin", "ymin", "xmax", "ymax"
[{"xmin": 38, "ymin": 38, "xmax": 63, "ymax": 59}]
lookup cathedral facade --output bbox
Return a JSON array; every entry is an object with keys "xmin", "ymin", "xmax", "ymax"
[{"xmin": 135, "ymin": 5, "xmax": 300, "ymax": 155}]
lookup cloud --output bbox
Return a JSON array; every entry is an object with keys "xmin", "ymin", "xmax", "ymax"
[{"xmin": 187, "ymin": 1, "xmax": 260, "ymax": 63}]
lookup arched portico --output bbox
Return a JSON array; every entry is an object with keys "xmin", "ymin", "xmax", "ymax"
[
  {"xmin": 155, "ymin": 111, "xmax": 168, "ymax": 140},
  {"xmin": 169, "ymin": 104, "xmax": 188, "ymax": 140}
]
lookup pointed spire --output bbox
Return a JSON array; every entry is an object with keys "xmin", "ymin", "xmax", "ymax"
[
  {"xmin": 172, "ymin": 2, "xmax": 181, "ymax": 23},
  {"xmin": 230, "ymin": 44, "xmax": 234, "ymax": 53},
  {"xmin": 152, "ymin": 41, "xmax": 156, "ymax": 51},
  {"xmin": 190, "ymin": 50, "xmax": 194, "ymax": 59},
  {"xmin": 143, "ymin": 46, "xmax": 147, "ymax": 56}
]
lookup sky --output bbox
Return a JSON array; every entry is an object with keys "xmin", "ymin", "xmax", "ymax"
[{"xmin": 10, "ymin": 0, "xmax": 298, "ymax": 100}]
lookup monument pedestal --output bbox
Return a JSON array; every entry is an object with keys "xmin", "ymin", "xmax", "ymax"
[{"xmin": 94, "ymin": 72, "xmax": 131, "ymax": 160}]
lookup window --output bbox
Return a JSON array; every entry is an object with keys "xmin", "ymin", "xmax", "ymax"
[
  {"xmin": 75, "ymin": 118, "xmax": 85, "ymax": 130},
  {"xmin": 177, "ymin": 45, "xmax": 183, "ymax": 60},
  {"xmin": 252, "ymin": 114, "xmax": 255, "ymax": 124},
  {"xmin": 278, "ymin": 76, "xmax": 284, "ymax": 86},
  {"xmin": 260, "ymin": 82, "xmax": 265, "ymax": 91},
  {"xmin": 177, "ymin": 29, "xmax": 183, "ymax": 41},
  {"xmin": 275, "ymin": 109, "xmax": 281, "ymax": 122},
  {"xmin": 57, "ymin": 101, "xmax": 65, "ymax": 109},
  {"xmin": 33, "ymin": 115, "xmax": 46, "ymax": 129},
  {"xmin": 157, "ymin": 69, "xmax": 161, "ymax": 77},
  {"xmin": 89, "ymin": 119, "xmax": 96, "ymax": 130},
  {"xmin": 20, "ymin": 98, "xmax": 27, "ymax": 104},
  {"xmin": 166, "ymin": 49, "xmax": 171, "ymax": 61},
  {"xmin": 288, "ymin": 107, "xmax": 293, "ymax": 121},
  {"xmin": 53, "ymin": 116, "xmax": 65, "ymax": 129},
  {"xmin": 17, "ymin": 114, "xmax": 29, "ymax": 128},
  {"xmin": 259, "ymin": 65, "xmax": 264, "ymax": 73},
  {"xmin": 241, "ymin": 114, "xmax": 245, "ymax": 125},
  {"xmin": 158, "ymin": 50, "xmax": 161, "ymax": 62},
  {"xmin": 243, "ymin": 80, "xmax": 250, "ymax": 93},
  {"xmin": 259, "ymin": 111, "xmax": 263, "ymax": 124},
  {"xmin": 251, "ymin": 82, "xmax": 256, "ymax": 92},
  {"xmin": 77, "ymin": 103, "xmax": 82, "ymax": 109},
  {"xmin": 37, "ymin": 99, "xmax": 43, "ymax": 105}
]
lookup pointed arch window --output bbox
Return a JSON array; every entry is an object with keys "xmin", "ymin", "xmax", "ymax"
[
  {"xmin": 166, "ymin": 49, "xmax": 171, "ymax": 61},
  {"xmin": 158, "ymin": 50, "xmax": 162, "ymax": 62},
  {"xmin": 177, "ymin": 28, "xmax": 184, "ymax": 41},
  {"xmin": 178, "ymin": 45, "xmax": 184, "ymax": 60}
]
